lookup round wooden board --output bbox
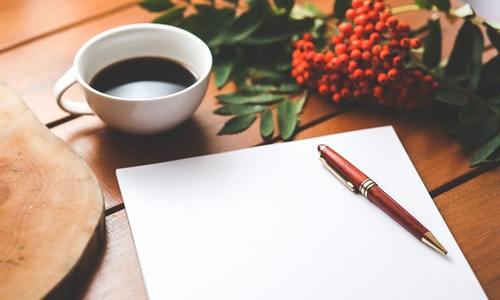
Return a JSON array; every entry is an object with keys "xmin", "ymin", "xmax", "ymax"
[{"xmin": 0, "ymin": 81, "xmax": 105, "ymax": 299}]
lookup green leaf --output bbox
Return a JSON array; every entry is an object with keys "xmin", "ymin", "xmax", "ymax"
[
  {"xmin": 458, "ymin": 100, "xmax": 496, "ymax": 126},
  {"xmin": 214, "ymin": 104, "xmax": 266, "ymax": 115},
  {"xmin": 433, "ymin": 0, "xmax": 450, "ymax": 11},
  {"xmin": 222, "ymin": 0, "xmax": 239, "ymax": 5},
  {"xmin": 469, "ymin": 23, "xmax": 484, "ymax": 90},
  {"xmin": 445, "ymin": 19, "xmax": 474, "ymax": 79},
  {"xmin": 139, "ymin": 0, "xmax": 173, "ymax": 12},
  {"xmin": 240, "ymin": 83, "xmax": 302, "ymax": 93},
  {"xmin": 415, "ymin": 0, "xmax": 432, "ymax": 9},
  {"xmin": 458, "ymin": 116, "xmax": 499, "ymax": 151},
  {"xmin": 291, "ymin": 2, "xmax": 324, "ymax": 19},
  {"xmin": 209, "ymin": 8, "xmax": 264, "ymax": 46},
  {"xmin": 434, "ymin": 83, "xmax": 468, "ymax": 106},
  {"xmin": 278, "ymin": 99, "xmax": 298, "ymax": 140},
  {"xmin": 176, "ymin": 7, "xmax": 235, "ymax": 42},
  {"xmin": 333, "ymin": 0, "xmax": 351, "ymax": 19},
  {"xmin": 242, "ymin": 17, "xmax": 314, "ymax": 45},
  {"xmin": 486, "ymin": 24, "xmax": 500, "ymax": 52},
  {"xmin": 422, "ymin": 19, "xmax": 442, "ymax": 68},
  {"xmin": 218, "ymin": 114, "xmax": 257, "ymax": 135},
  {"xmin": 275, "ymin": 0, "xmax": 294, "ymax": 13},
  {"xmin": 294, "ymin": 90, "xmax": 308, "ymax": 113},
  {"xmin": 415, "ymin": 0, "xmax": 450, "ymax": 11},
  {"xmin": 247, "ymin": 68, "xmax": 287, "ymax": 82},
  {"xmin": 470, "ymin": 132, "xmax": 500, "ymax": 166},
  {"xmin": 214, "ymin": 58, "xmax": 235, "ymax": 88},
  {"xmin": 153, "ymin": 6, "xmax": 185, "ymax": 24},
  {"xmin": 260, "ymin": 109, "xmax": 274, "ymax": 138},
  {"xmin": 217, "ymin": 92, "xmax": 285, "ymax": 104}
]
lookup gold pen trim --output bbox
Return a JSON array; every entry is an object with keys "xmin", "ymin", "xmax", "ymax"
[
  {"xmin": 319, "ymin": 156, "xmax": 357, "ymax": 192},
  {"xmin": 421, "ymin": 232, "xmax": 448, "ymax": 255}
]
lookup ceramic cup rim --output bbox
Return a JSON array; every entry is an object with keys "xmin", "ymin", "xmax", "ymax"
[{"xmin": 73, "ymin": 23, "xmax": 212, "ymax": 102}]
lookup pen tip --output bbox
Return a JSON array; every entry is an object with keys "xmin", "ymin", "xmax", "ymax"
[
  {"xmin": 422, "ymin": 232, "xmax": 448, "ymax": 255},
  {"xmin": 317, "ymin": 144, "xmax": 327, "ymax": 153}
]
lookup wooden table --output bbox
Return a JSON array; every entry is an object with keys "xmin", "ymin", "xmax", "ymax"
[{"xmin": 1, "ymin": 0, "xmax": 498, "ymax": 298}]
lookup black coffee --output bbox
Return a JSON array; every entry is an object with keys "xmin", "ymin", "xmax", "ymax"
[{"xmin": 90, "ymin": 57, "xmax": 197, "ymax": 99}]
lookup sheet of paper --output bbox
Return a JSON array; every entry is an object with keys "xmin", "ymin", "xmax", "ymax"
[{"xmin": 117, "ymin": 126, "xmax": 486, "ymax": 300}]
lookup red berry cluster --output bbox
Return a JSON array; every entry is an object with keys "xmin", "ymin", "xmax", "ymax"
[{"xmin": 290, "ymin": 0, "xmax": 438, "ymax": 109}]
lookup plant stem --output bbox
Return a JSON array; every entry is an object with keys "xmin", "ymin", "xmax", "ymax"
[{"xmin": 391, "ymin": 4, "xmax": 421, "ymax": 15}]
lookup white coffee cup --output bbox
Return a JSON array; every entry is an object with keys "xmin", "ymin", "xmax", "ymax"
[{"xmin": 54, "ymin": 23, "xmax": 212, "ymax": 134}]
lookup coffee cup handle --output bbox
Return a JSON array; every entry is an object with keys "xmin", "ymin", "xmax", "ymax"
[{"xmin": 54, "ymin": 66, "xmax": 94, "ymax": 115}]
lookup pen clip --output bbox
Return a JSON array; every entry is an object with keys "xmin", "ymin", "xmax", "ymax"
[{"xmin": 319, "ymin": 156, "xmax": 357, "ymax": 192}]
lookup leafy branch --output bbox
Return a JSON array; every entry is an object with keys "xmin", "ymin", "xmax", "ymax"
[
  {"xmin": 140, "ymin": 0, "xmax": 318, "ymax": 139},
  {"xmin": 140, "ymin": 0, "xmax": 500, "ymax": 166}
]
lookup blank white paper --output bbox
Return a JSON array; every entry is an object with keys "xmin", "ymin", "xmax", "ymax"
[{"xmin": 116, "ymin": 126, "xmax": 486, "ymax": 300}]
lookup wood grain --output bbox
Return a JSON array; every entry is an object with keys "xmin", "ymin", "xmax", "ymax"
[
  {"xmin": 81, "ymin": 210, "xmax": 147, "ymax": 300},
  {"xmin": 0, "ymin": 82, "xmax": 105, "ymax": 299},
  {"xmin": 434, "ymin": 169, "xmax": 500, "ymax": 299},
  {"xmin": 0, "ymin": 0, "xmax": 135, "ymax": 52},
  {"xmin": 0, "ymin": 6, "xmax": 154, "ymax": 124}
]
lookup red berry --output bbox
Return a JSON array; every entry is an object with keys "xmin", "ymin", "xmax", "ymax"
[
  {"xmin": 364, "ymin": 69, "xmax": 374, "ymax": 77},
  {"xmin": 319, "ymin": 84, "xmax": 329, "ymax": 94},
  {"xmin": 423, "ymin": 75, "xmax": 433, "ymax": 82},
  {"xmin": 410, "ymin": 38, "xmax": 422, "ymax": 48},
  {"xmin": 374, "ymin": 2, "xmax": 385, "ymax": 11},
  {"xmin": 350, "ymin": 49, "xmax": 362, "ymax": 60},
  {"xmin": 354, "ymin": 14, "xmax": 368, "ymax": 26},
  {"xmin": 352, "ymin": 0, "xmax": 363, "ymax": 8},
  {"xmin": 362, "ymin": 51, "xmax": 371, "ymax": 61},
  {"xmin": 338, "ymin": 53, "xmax": 349, "ymax": 64},
  {"xmin": 347, "ymin": 60, "xmax": 358, "ymax": 72},
  {"xmin": 314, "ymin": 53, "xmax": 324, "ymax": 63},
  {"xmin": 353, "ymin": 25, "xmax": 364, "ymax": 36},
  {"xmin": 296, "ymin": 76, "xmax": 304, "ymax": 85},
  {"xmin": 398, "ymin": 21, "xmax": 410, "ymax": 32},
  {"xmin": 340, "ymin": 87, "xmax": 351, "ymax": 98},
  {"xmin": 335, "ymin": 43, "xmax": 347, "ymax": 55},
  {"xmin": 305, "ymin": 51, "xmax": 314, "ymax": 61},
  {"xmin": 332, "ymin": 93, "xmax": 341, "ymax": 103},
  {"xmin": 291, "ymin": 68, "xmax": 299, "ymax": 77},
  {"xmin": 368, "ymin": 10, "xmax": 379, "ymax": 21},
  {"xmin": 302, "ymin": 33, "xmax": 312, "ymax": 41},
  {"xmin": 392, "ymin": 56, "xmax": 401, "ymax": 66},
  {"xmin": 361, "ymin": 39, "xmax": 372, "ymax": 50},
  {"xmin": 346, "ymin": 8, "xmax": 356, "ymax": 20},
  {"xmin": 330, "ymin": 73, "xmax": 340, "ymax": 81},
  {"xmin": 369, "ymin": 32, "xmax": 380, "ymax": 42},
  {"xmin": 353, "ymin": 68, "xmax": 363, "ymax": 78},
  {"xmin": 350, "ymin": 39, "xmax": 361, "ymax": 49},
  {"xmin": 377, "ymin": 73, "xmax": 388, "ymax": 84},
  {"xmin": 388, "ymin": 68, "xmax": 398, "ymax": 78},
  {"xmin": 386, "ymin": 16, "xmax": 399, "ymax": 28},
  {"xmin": 364, "ymin": 23, "xmax": 374, "ymax": 33},
  {"xmin": 324, "ymin": 51, "xmax": 334, "ymax": 61},
  {"xmin": 332, "ymin": 34, "xmax": 345, "ymax": 45},
  {"xmin": 375, "ymin": 21, "xmax": 386, "ymax": 32},
  {"xmin": 372, "ymin": 44, "xmax": 382, "ymax": 55},
  {"xmin": 330, "ymin": 85, "xmax": 338, "ymax": 93},
  {"xmin": 339, "ymin": 22, "xmax": 353, "ymax": 34},
  {"xmin": 373, "ymin": 86, "xmax": 383, "ymax": 97},
  {"xmin": 400, "ymin": 37, "xmax": 411, "ymax": 48},
  {"xmin": 380, "ymin": 49, "xmax": 390, "ymax": 60}
]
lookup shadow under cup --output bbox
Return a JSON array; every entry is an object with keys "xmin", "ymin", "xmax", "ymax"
[{"xmin": 75, "ymin": 24, "xmax": 212, "ymax": 134}]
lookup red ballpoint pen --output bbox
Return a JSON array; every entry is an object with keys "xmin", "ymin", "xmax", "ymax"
[{"xmin": 318, "ymin": 144, "xmax": 447, "ymax": 255}]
